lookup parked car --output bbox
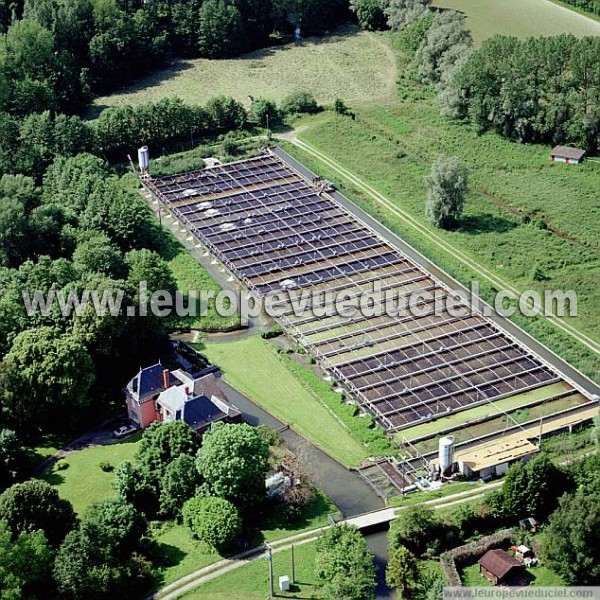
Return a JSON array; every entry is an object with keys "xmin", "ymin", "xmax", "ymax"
[{"xmin": 113, "ymin": 422, "xmax": 138, "ymax": 439}]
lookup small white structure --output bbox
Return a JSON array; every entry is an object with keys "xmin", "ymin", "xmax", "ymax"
[
  {"xmin": 439, "ymin": 435, "xmax": 455, "ymax": 475},
  {"xmin": 279, "ymin": 575, "xmax": 290, "ymax": 592},
  {"xmin": 138, "ymin": 146, "xmax": 150, "ymax": 173}
]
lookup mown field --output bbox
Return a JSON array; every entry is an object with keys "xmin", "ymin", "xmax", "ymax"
[
  {"xmin": 93, "ymin": 25, "xmax": 397, "ymax": 111},
  {"xmin": 199, "ymin": 336, "xmax": 370, "ymax": 467},
  {"xmin": 432, "ymin": 0, "xmax": 600, "ymax": 43}
]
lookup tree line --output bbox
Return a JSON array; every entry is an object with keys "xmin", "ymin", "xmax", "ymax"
[
  {"xmin": 0, "ymin": 96, "xmax": 248, "ymax": 179},
  {"xmin": 352, "ymin": 0, "xmax": 600, "ymax": 154},
  {"xmin": 558, "ymin": 0, "xmax": 600, "ymax": 16},
  {"xmin": 0, "ymin": 0, "xmax": 348, "ymax": 116}
]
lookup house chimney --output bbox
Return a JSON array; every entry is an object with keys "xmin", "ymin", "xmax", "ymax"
[
  {"xmin": 184, "ymin": 386, "xmax": 190, "ymax": 397},
  {"xmin": 162, "ymin": 368, "xmax": 170, "ymax": 389}
]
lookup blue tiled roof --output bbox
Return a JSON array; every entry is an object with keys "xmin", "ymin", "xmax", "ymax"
[
  {"xmin": 183, "ymin": 396, "xmax": 225, "ymax": 431},
  {"xmin": 130, "ymin": 364, "xmax": 176, "ymax": 401}
]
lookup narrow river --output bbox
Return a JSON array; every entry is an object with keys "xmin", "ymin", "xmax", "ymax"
[{"xmin": 219, "ymin": 380, "xmax": 396, "ymax": 598}]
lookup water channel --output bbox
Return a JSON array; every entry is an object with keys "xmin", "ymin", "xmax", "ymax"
[{"xmin": 220, "ymin": 379, "xmax": 395, "ymax": 598}]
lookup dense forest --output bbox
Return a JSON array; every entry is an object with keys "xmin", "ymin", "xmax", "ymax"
[{"xmin": 559, "ymin": 0, "xmax": 600, "ymax": 16}]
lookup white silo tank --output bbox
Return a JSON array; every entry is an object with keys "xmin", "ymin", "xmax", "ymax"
[
  {"xmin": 439, "ymin": 435, "xmax": 455, "ymax": 475},
  {"xmin": 138, "ymin": 146, "xmax": 150, "ymax": 172}
]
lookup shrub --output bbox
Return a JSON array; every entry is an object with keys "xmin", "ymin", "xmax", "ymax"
[
  {"xmin": 281, "ymin": 91, "xmax": 321, "ymax": 115},
  {"xmin": 99, "ymin": 462, "xmax": 114, "ymax": 473},
  {"xmin": 261, "ymin": 324, "xmax": 284, "ymax": 339},
  {"xmin": 182, "ymin": 496, "xmax": 241, "ymax": 552},
  {"xmin": 56, "ymin": 461, "xmax": 69, "ymax": 471},
  {"xmin": 333, "ymin": 98, "xmax": 350, "ymax": 115},
  {"xmin": 350, "ymin": 0, "xmax": 388, "ymax": 31}
]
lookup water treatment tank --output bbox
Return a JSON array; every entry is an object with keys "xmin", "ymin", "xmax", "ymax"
[
  {"xmin": 138, "ymin": 146, "xmax": 150, "ymax": 172},
  {"xmin": 439, "ymin": 435, "xmax": 455, "ymax": 475}
]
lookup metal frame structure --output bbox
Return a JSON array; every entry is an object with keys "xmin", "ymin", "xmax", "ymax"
[{"xmin": 145, "ymin": 150, "xmax": 587, "ymax": 434}]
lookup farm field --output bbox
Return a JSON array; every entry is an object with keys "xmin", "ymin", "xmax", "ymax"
[
  {"xmin": 93, "ymin": 25, "xmax": 396, "ymax": 111},
  {"xmin": 199, "ymin": 336, "xmax": 370, "ymax": 467},
  {"xmin": 41, "ymin": 435, "xmax": 141, "ymax": 516},
  {"xmin": 431, "ymin": 0, "xmax": 600, "ymax": 43}
]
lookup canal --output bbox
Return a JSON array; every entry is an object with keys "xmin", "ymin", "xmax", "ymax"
[{"xmin": 220, "ymin": 379, "xmax": 395, "ymax": 598}]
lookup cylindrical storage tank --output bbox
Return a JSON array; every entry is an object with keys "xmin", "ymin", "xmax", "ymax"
[
  {"xmin": 439, "ymin": 435, "xmax": 455, "ymax": 475},
  {"xmin": 138, "ymin": 146, "xmax": 150, "ymax": 172}
]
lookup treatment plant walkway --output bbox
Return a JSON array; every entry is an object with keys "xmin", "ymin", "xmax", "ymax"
[
  {"xmin": 149, "ymin": 484, "xmax": 498, "ymax": 600},
  {"xmin": 271, "ymin": 142, "xmax": 600, "ymax": 398}
]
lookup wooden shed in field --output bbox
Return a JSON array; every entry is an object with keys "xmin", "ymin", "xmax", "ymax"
[
  {"xmin": 478, "ymin": 549, "xmax": 525, "ymax": 586},
  {"xmin": 550, "ymin": 145, "xmax": 586, "ymax": 164}
]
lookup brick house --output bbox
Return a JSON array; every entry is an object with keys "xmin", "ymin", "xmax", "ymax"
[{"xmin": 125, "ymin": 363, "xmax": 242, "ymax": 434}]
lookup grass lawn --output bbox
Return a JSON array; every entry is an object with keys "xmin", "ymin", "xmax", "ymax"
[
  {"xmin": 41, "ymin": 435, "xmax": 141, "ymax": 516},
  {"xmin": 154, "ymin": 523, "xmax": 221, "ymax": 586},
  {"xmin": 460, "ymin": 563, "xmax": 493, "ymax": 586},
  {"xmin": 388, "ymin": 480, "xmax": 485, "ymax": 508},
  {"xmin": 461, "ymin": 561, "xmax": 564, "ymax": 587},
  {"xmin": 181, "ymin": 540, "xmax": 322, "ymax": 600},
  {"xmin": 93, "ymin": 25, "xmax": 396, "ymax": 111},
  {"xmin": 199, "ymin": 336, "xmax": 370, "ymax": 467},
  {"xmin": 165, "ymin": 239, "xmax": 240, "ymax": 332},
  {"xmin": 153, "ymin": 492, "xmax": 334, "ymax": 588},
  {"xmin": 431, "ymin": 0, "xmax": 600, "ymax": 44}
]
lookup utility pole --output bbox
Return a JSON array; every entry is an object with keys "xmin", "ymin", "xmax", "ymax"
[
  {"xmin": 266, "ymin": 544, "xmax": 274, "ymax": 598},
  {"xmin": 291, "ymin": 544, "xmax": 295, "ymax": 585}
]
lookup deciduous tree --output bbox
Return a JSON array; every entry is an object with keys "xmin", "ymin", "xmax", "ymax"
[
  {"xmin": 182, "ymin": 496, "xmax": 241, "ymax": 552},
  {"xmin": 386, "ymin": 545, "xmax": 419, "ymax": 596},
  {"xmin": 196, "ymin": 422, "xmax": 269, "ymax": 511},
  {"xmin": 315, "ymin": 524, "xmax": 376, "ymax": 600},
  {"xmin": 425, "ymin": 155, "xmax": 468, "ymax": 230},
  {"xmin": 544, "ymin": 490, "xmax": 600, "ymax": 584},
  {"xmin": 0, "ymin": 480, "xmax": 76, "ymax": 546}
]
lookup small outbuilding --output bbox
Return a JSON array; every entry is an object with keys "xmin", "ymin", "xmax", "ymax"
[
  {"xmin": 550, "ymin": 146, "xmax": 586, "ymax": 164},
  {"xmin": 479, "ymin": 549, "xmax": 525, "ymax": 586}
]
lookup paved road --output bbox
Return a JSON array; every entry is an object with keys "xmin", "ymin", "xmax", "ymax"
[{"xmin": 271, "ymin": 146, "xmax": 600, "ymax": 400}]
